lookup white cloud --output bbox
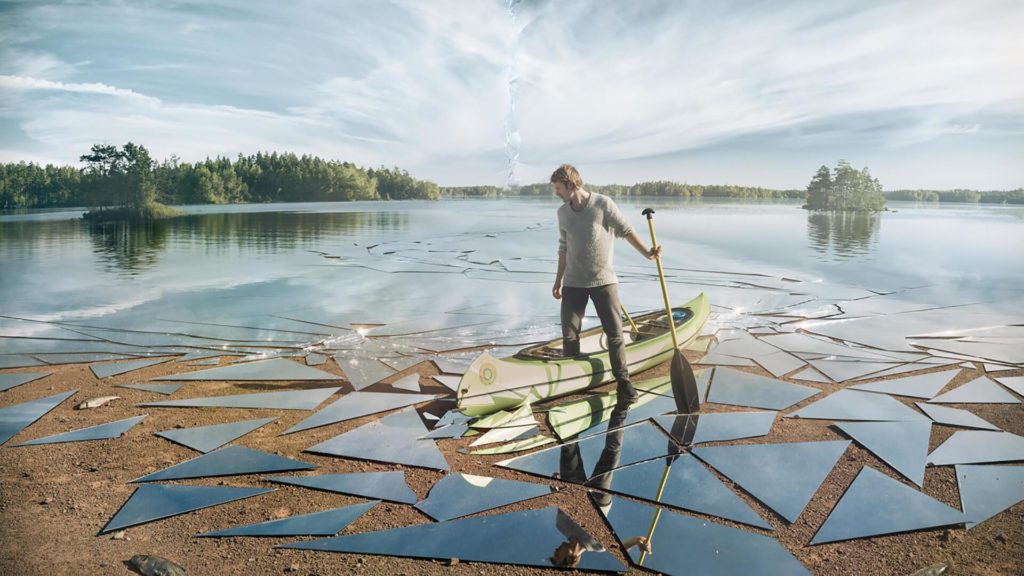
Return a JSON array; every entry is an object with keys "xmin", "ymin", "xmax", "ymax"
[{"xmin": 0, "ymin": 0, "xmax": 1021, "ymax": 188}]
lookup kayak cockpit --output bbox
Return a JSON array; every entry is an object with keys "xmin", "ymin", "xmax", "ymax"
[{"xmin": 515, "ymin": 306, "xmax": 695, "ymax": 360}]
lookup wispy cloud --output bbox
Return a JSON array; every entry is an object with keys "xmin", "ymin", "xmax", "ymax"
[{"xmin": 0, "ymin": 0, "xmax": 1020, "ymax": 188}]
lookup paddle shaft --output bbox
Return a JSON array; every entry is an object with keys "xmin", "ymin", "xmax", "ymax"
[
  {"xmin": 620, "ymin": 304, "xmax": 639, "ymax": 334},
  {"xmin": 639, "ymin": 462, "xmax": 672, "ymax": 564},
  {"xmin": 645, "ymin": 215, "xmax": 679, "ymax": 350}
]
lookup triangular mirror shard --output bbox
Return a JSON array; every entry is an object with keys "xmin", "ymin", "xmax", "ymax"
[
  {"xmin": 266, "ymin": 471, "xmax": 417, "ymax": 504},
  {"xmin": 595, "ymin": 494, "xmax": 809, "ymax": 575},
  {"xmin": 806, "ymin": 359, "xmax": 901, "ymax": 383},
  {"xmin": 848, "ymin": 370, "xmax": 959, "ymax": 399},
  {"xmin": 956, "ymin": 465, "xmax": 1024, "ymax": 529},
  {"xmin": 496, "ymin": 422, "xmax": 673, "ymax": 482},
  {"xmin": 100, "ymin": 484, "xmax": 273, "ymax": 534},
  {"xmin": 995, "ymin": 375, "xmax": 1024, "ymax": 396},
  {"xmin": 113, "ymin": 383, "xmax": 183, "ymax": 396},
  {"xmin": 0, "ymin": 389, "xmax": 78, "ymax": 446},
  {"xmin": 915, "ymin": 403, "xmax": 1000, "ymax": 431},
  {"xmin": 693, "ymin": 440, "xmax": 850, "ymax": 523},
  {"xmin": 197, "ymin": 501, "xmax": 378, "ymax": 537},
  {"xmin": 590, "ymin": 455, "xmax": 771, "ymax": 530},
  {"xmin": 131, "ymin": 445, "xmax": 316, "ymax": 483},
  {"xmin": 432, "ymin": 375, "xmax": 461, "ymax": 391},
  {"xmin": 414, "ymin": 473, "xmax": 551, "ymax": 522},
  {"xmin": 835, "ymin": 421, "xmax": 931, "ymax": 486},
  {"xmin": 139, "ymin": 387, "xmax": 341, "ymax": 410},
  {"xmin": 696, "ymin": 353, "xmax": 756, "ymax": 367},
  {"xmin": 389, "ymin": 374, "xmax": 421, "ymax": 392},
  {"xmin": 652, "ymin": 412, "xmax": 776, "ymax": 446},
  {"xmin": 707, "ymin": 368, "xmax": 819, "ymax": 410},
  {"xmin": 304, "ymin": 407, "xmax": 448, "ymax": 471},
  {"xmin": 927, "ymin": 431, "xmax": 1024, "ymax": 466},
  {"xmin": 156, "ymin": 417, "xmax": 278, "ymax": 453},
  {"xmin": 90, "ymin": 358, "xmax": 173, "ymax": 379},
  {"xmin": 333, "ymin": 354, "xmax": 395, "ymax": 390},
  {"xmin": 791, "ymin": 367, "xmax": 831, "ymax": 383},
  {"xmin": 14, "ymin": 415, "xmax": 146, "ymax": 446},
  {"xmin": 810, "ymin": 467, "xmax": 964, "ymax": 544},
  {"xmin": 787, "ymin": 390, "xmax": 928, "ymax": 422},
  {"xmin": 928, "ymin": 376, "xmax": 1020, "ymax": 404},
  {"xmin": 0, "ymin": 371, "xmax": 51, "ymax": 393},
  {"xmin": 154, "ymin": 358, "xmax": 341, "ymax": 381},
  {"xmin": 282, "ymin": 391, "xmax": 438, "ymax": 435},
  {"xmin": 419, "ymin": 422, "xmax": 470, "ymax": 439},
  {"xmin": 278, "ymin": 506, "xmax": 627, "ymax": 573}
]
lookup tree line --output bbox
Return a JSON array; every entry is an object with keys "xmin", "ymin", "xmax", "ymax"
[
  {"xmin": 441, "ymin": 182, "xmax": 804, "ymax": 198},
  {"xmin": 0, "ymin": 143, "xmax": 442, "ymax": 214}
]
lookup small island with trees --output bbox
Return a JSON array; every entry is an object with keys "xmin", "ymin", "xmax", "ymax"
[{"xmin": 803, "ymin": 160, "xmax": 886, "ymax": 211}]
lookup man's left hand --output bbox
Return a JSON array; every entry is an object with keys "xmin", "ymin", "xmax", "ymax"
[{"xmin": 646, "ymin": 245, "xmax": 663, "ymax": 260}]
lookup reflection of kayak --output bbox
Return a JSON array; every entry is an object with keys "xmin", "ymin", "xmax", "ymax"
[{"xmin": 456, "ymin": 293, "xmax": 710, "ymax": 416}]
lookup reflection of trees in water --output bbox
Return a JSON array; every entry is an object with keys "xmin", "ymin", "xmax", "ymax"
[
  {"xmin": 89, "ymin": 220, "xmax": 168, "ymax": 275},
  {"xmin": 807, "ymin": 211, "xmax": 880, "ymax": 260},
  {"xmin": 88, "ymin": 210, "xmax": 410, "ymax": 274}
]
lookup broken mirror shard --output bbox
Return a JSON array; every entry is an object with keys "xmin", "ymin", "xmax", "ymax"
[
  {"xmin": 651, "ymin": 411, "xmax": 776, "ymax": 446},
  {"xmin": 197, "ymin": 501, "xmax": 378, "ymax": 537},
  {"xmin": 995, "ymin": 375, "xmax": 1024, "ymax": 396},
  {"xmin": 154, "ymin": 358, "xmax": 341, "ymax": 381},
  {"xmin": 414, "ymin": 473, "xmax": 551, "ymax": 522},
  {"xmin": 915, "ymin": 403, "xmax": 1000, "ymax": 431},
  {"xmin": 927, "ymin": 431, "xmax": 1024, "ymax": 466},
  {"xmin": 0, "ymin": 371, "xmax": 51, "ymax": 393},
  {"xmin": 13, "ymin": 415, "xmax": 146, "ymax": 446},
  {"xmin": 100, "ymin": 484, "xmax": 273, "ymax": 534},
  {"xmin": 753, "ymin": 350, "xmax": 806, "ymax": 378},
  {"xmin": 787, "ymin": 390, "xmax": 928, "ymax": 422},
  {"xmin": 695, "ymin": 353, "xmax": 756, "ymax": 367},
  {"xmin": 432, "ymin": 375, "xmax": 462, "ymax": 391},
  {"xmin": 805, "ymin": 359, "xmax": 901, "ymax": 383},
  {"xmin": 791, "ymin": 367, "xmax": 831, "ymax": 383},
  {"xmin": 432, "ymin": 357, "xmax": 470, "ymax": 375},
  {"xmin": 0, "ymin": 389, "xmax": 78, "ymax": 446},
  {"xmin": 835, "ymin": 421, "xmax": 931, "ymax": 486},
  {"xmin": 496, "ymin": 421, "xmax": 673, "ymax": 481},
  {"xmin": 389, "ymin": 373, "xmax": 421, "ymax": 392},
  {"xmin": 304, "ymin": 407, "xmax": 449, "ymax": 471},
  {"xmin": 419, "ymin": 422, "xmax": 470, "ymax": 439},
  {"xmin": 596, "ymin": 494, "xmax": 808, "ymax": 575},
  {"xmin": 266, "ymin": 471, "xmax": 418, "ymax": 504},
  {"xmin": 463, "ymin": 434, "xmax": 556, "ymax": 455},
  {"xmin": 847, "ymin": 370, "xmax": 959, "ymax": 399},
  {"xmin": 707, "ymin": 368, "xmax": 819, "ymax": 410},
  {"xmin": 810, "ymin": 466, "xmax": 964, "ymax": 545},
  {"xmin": 131, "ymin": 445, "xmax": 316, "ymax": 482},
  {"xmin": 692, "ymin": 440, "xmax": 850, "ymax": 523},
  {"xmin": 277, "ymin": 506, "xmax": 627, "ymax": 573},
  {"xmin": 282, "ymin": 391, "xmax": 438, "ymax": 435},
  {"xmin": 113, "ymin": 383, "xmax": 183, "ymax": 396},
  {"xmin": 956, "ymin": 464, "xmax": 1024, "ymax": 529},
  {"xmin": 139, "ymin": 387, "xmax": 341, "ymax": 411},
  {"xmin": 927, "ymin": 376, "xmax": 1020, "ymax": 404},
  {"xmin": 156, "ymin": 417, "xmax": 278, "ymax": 453},
  {"xmin": 333, "ymin": 353, "xmax": 395, "ymax": 390},
  {"xmin": 89, "ymin": 357, "xmax": 174, "ymax": 379},
  {"xmin": 590, "ymin": 455, "xmax": 771, "ymax": 530}
]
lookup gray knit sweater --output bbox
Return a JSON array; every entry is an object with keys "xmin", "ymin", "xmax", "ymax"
[{"xmin": 557, "ymin": 192, "xmax": 634, "ymax": 288}]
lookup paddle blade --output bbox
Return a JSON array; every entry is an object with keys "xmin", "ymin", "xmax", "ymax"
[{"xmin": 670, "ymin": 350, "xmax": 700, "ymax": 414}]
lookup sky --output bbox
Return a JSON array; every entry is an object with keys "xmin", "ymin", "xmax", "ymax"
[{"xmin": 0, "ymin": 0, "xmax": 1021, "ymax": 190}]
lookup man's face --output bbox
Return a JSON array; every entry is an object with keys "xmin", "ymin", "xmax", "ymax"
[{"xmin": 552, "ymin": 181, "xmax": 570, "ymax": 202}]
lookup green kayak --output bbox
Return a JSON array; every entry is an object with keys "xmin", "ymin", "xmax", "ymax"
[{"xmin": 456, "ymin": 292, "xmax": 710, "ymax": 416}]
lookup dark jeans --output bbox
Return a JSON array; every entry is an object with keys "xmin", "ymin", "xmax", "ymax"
[{"xmin": 561, "ymin": 283, "xmax": 638, "ymax": 409}]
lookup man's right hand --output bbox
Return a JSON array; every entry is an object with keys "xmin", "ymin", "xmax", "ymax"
[{"xmin": 552, "ymin": 282, "xmax": 562, "ymax": 299}]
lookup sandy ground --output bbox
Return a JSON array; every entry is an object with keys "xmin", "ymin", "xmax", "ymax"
[{"xmin": 0, "ymin": 352, "xmax": 1021, "ymax": 576}]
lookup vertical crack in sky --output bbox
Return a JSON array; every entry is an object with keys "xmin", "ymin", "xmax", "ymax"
[{"xmin": 504, "ymin": 0, "xmax": 522, "ymax": 189}]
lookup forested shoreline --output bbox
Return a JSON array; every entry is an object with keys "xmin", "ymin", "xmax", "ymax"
[{"xmin": 1, "ymin": 145, "xmax": 1020, "ymax": 211}]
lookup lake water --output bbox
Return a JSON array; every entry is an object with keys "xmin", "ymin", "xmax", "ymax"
[{"xmin": 1, "ymin": 197, "xmax": 1022, "ymax": 368}]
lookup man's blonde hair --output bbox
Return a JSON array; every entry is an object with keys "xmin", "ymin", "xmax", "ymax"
[{"xmin": 550, "ymin": 164, "xmax": 583, "ymax": 191}]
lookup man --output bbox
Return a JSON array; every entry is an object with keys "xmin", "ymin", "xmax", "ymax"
[{"xmin": 550, "ymin": 164, "xmax": 662, "ymax": 416}]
